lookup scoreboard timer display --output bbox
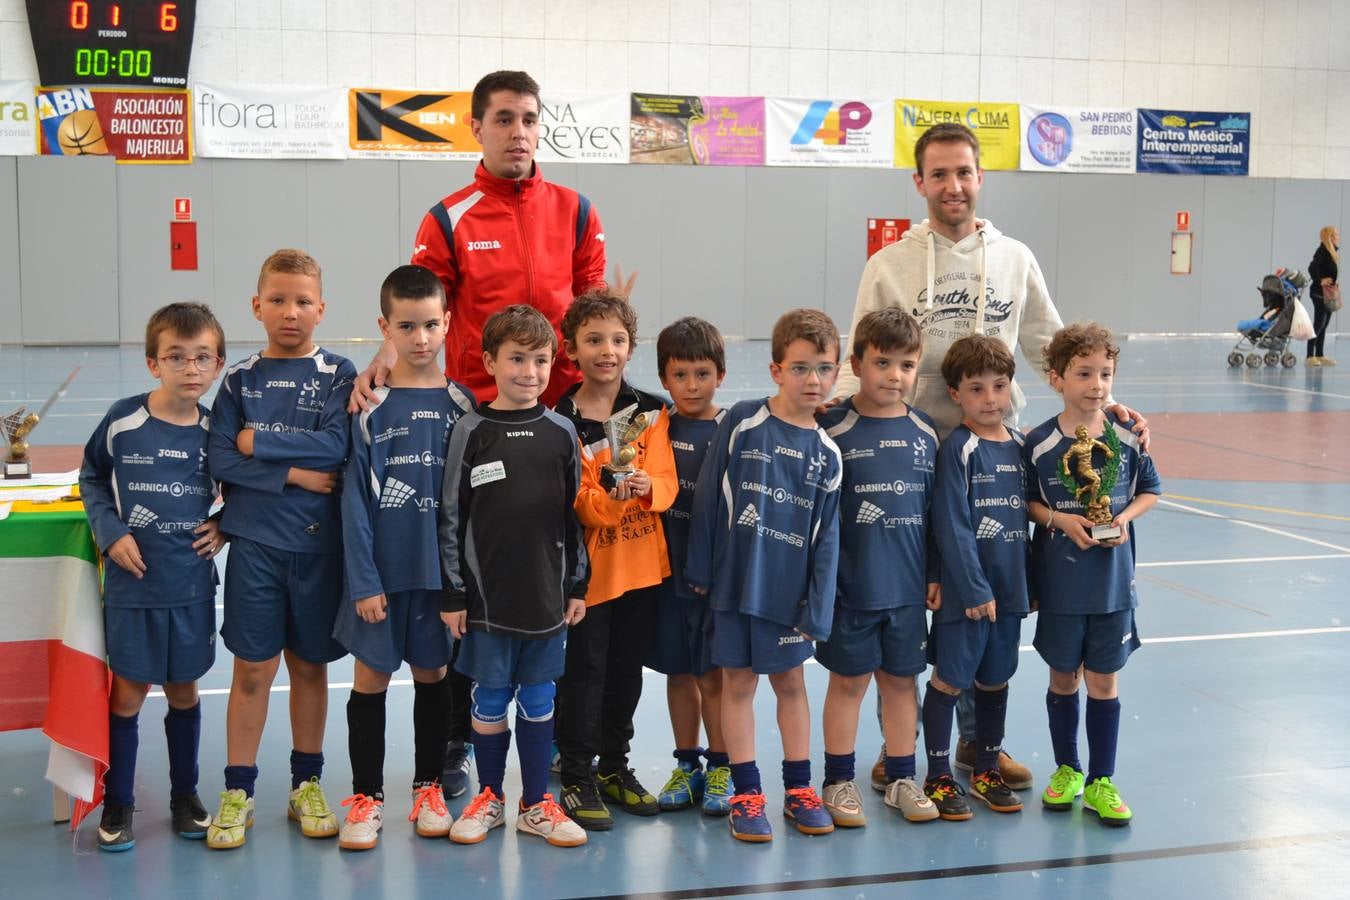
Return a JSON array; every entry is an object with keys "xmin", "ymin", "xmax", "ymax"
[{"xmin": 26, "ymin": 1, "xmax": 197, "ymax": 87}]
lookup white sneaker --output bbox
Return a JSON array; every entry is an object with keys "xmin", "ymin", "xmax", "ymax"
[
  {"xmin": 409, "ymin": 782, "xmax": 452, "ymax": 837},
  {"xmin": 822, "ymin": 779, "xmax": 867, "ymax": 827},
  {"xmin": 338, "ymin": 794, "xmax": 383, "ymax": 850},
  {"xmin": 288, "ymin": 777, "xmax": 339, "ymax": 838},
  {"xmin": 206, "ymin": 789, "xmax": 255, "ymax": 850},
  {"xmin": 884, "ymin": 777, "xmax": 939, "ymax": 822},
  {"xmin": 449, "ymin": 787, "xmax": 505, "ymax": 844},
  {"xmin": 517, "ymin": 793, "xmax": 587, "ymax": 847}
]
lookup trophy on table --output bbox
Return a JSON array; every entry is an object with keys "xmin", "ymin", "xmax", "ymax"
[
  {"xmin": 601, "ymin": 402, "xmax": 651, "ymax": 490},
  {"xmin": 2, "ymin": 368, "xmax": 80, "ymax": 480},
  {"xmin": 1059, "ymin": 424, "xmax": 1123, "ymax": 541}
]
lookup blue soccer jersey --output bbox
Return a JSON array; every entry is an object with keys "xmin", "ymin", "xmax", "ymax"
[
  {"xmin": 818, "ymin": 399, "xmax": 939, "ymax": 611},
  {"xmin": 686, "ymin": 399, "xmax": 842, "ymax": 640},
  {"xmin": 209, "ymin": 347, "xmax": 355, "ymax": 554},
  {"xmin": 79, "ymin": 394, "xmax": 217, "ymax": 609},
  {"xmin": 342, "ymin": 383, "xmax": 476, "ymax": 603},
  {"xmin": 1023, "ymin": 413, "xmax": 1162, "ymax": 615},
  {"xmin": 931, "ymin": 424, "xmax": 1030, "ymax": 623},
  {"xmin": 664, "ymin": 410, "xmax": 725, "ymax": 602}
]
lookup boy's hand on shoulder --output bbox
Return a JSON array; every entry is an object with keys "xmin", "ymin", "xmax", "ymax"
[
  {"xmin": 235, "ymin": 428, "xmax": 255, "ymax": 456},
  {"xmin": 564, "ymin": 597, "xmax": 587, "ymax": 626},
  {"xmin": 441, "ymin": 609, "xmax": 467, "ymax": 639},
  {"xmin": 690, "ymin": 584, "xmax": 708, "ymax": 596},
  {"xmin": 1107, "ymin": 402, "xmax": 1150, "ymax": 452},
  {"xmin": 348, "ymin": 341, "xmax": 396, "ymax": 414},
  {"xmin": 107, "ymin": 534, "xmax": 146, "ymax": 578},
  {"xmin": 287, "ymin": 467, "xmax": 338, "ymax": 494},
  {"xmin": 926, "ymin": 583, "xmax": 941, "ymax": 611},
  {"xmin": 1060, "ymin": 514, "xmax": 1100, "ymax": 550},
  {"xmin": 356, "ymin": 594, "xmax": 388, "ymax": 623},
  {"xmin": 192, "ymin": 519, "xmax": 226, "ymax": 559},
  {"xmin": 795, "ymin": 627, "xmax": 816, "ymax": 642},
  {"xmin": 966, "ymin": 600, "xmax": 997, "ymax": 622}
]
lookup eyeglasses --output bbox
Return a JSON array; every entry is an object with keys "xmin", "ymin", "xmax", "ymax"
[
  {"xmin": 777, "ymin": 362, "xmax": 839, "ymax": 379},
  {"xmin": 159, "ymin": 354, "xmax": 221, "ymax": 372}
]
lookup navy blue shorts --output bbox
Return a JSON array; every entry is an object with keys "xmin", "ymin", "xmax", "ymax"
[
  {"xmin": 709, "ymin": 610, "xmax": 813, "ymax": 675},
  {"xmin": 105, "ymin": 602, "xmax": 216, "ymax": 685},
  {"xmin": 816, "ymin": 604, "xmax": 929, "ymax": 678},
  {"xmin": 646, "ymin": 580, "xmax": 714, "ymax": 677},
  {"xmin": 221, "ymin": 537, "xmax": 345, "ymax": 664},
  {"xmin": 928, "ymin": 614, "xmax": 1025, "ymax": 690},
  {"xmin": 455, "ymin": 629, "xmax": 565, "ymax": 689},
  {"xmin": 332, "ymin": 589, "xmax": 452, "ymax": 674},
  {"xmin": 1034, "ymin": 609, "xmax": 1140, "ymax": 674}
]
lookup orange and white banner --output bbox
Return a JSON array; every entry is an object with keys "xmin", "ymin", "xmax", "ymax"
[{"xmin": 348, "ymin": 88, "xmax": 480, "ymax": 158}]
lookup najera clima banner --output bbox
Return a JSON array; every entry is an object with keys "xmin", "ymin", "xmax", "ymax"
[{"xmin": 1136, "ymin": 109, "xmax": 1250, "ymax": 175}]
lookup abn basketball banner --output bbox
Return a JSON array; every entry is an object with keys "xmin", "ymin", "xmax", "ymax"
[
  {"xmin": 1136, "ymin": 108, "xmax": 1250, "ymax": 175},
  {"xmin": 630, "ymin": 94, "xmax": 765, "ymax": 165},
  {"xmin": 0, "ymin": 80, "xmax": 36, "ymax": 156},
  {"xmin": 347, "ymin": 89, "xmax": 479, "ymax": 158},
  {"xmin": 894, "ymin": 100, "xmax": 1020, "ymax": 170},
  {"xmin": 1020, "ymin": 105, "xmax": 1136, "ymax": 174},
  {"xmin": 194, "ymin": 83, "xmax": 347, "ymax": 159},
  {"xmin": 537, "ymin": 92, "xmax": 629, "ymax": 164},
  {"xmin": 36, "ymin": 87, "xmax": 191, "ymax": 163},
  {"xmin": 765, "ymin": 98, "xmax": 894, "ymax": 167}
]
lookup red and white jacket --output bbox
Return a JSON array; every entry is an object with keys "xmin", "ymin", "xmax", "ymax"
[{"xmin": 412, "ymin": 162, "xmax": 607, "ymax": 407}]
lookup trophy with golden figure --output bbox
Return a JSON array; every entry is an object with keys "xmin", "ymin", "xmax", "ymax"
[
  {"xmin": 601, "ymin": 402, "xmax": 650, "ymax": 490},
  {"xmin": 1059, "ymin": 424, "xmax": 1123, "ymax": 541},
  {"xmin": 2, "ymin": 368, "xmax": 80, "ymax": 480}
]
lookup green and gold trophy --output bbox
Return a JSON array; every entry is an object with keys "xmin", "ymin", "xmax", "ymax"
[
  {"xmin": 1059, "ymin": 424, "xmax": 1122, "ymax": 541},
  {"xmin": 601, "ymin": 403, "xmax": 650, "ymax": 490}
]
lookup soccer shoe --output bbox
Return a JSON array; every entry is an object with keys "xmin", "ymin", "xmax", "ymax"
[
  {"xmin": 518, "ymin": 793, "xmax": 588, "ymax": 847},
  {"xmin": 783, "ymin": 786, "xmax": 835, "ymax": 835},
  {"xmin": 450, "ymin": 787, "xmax": 506, "ymax": 844},
  {"xmin": 409, "ymin": 782, "xmax": 452, "ymax": 837},
  {"xmin": 206, "ymin": 789, "xmax": 255, "ymax": 850},
  {"xmin": 597, "ymin": 768, "xmax": 659, "ymax": 816},
  {"xmin": 1041, "ymin": 765, "xmax": 1086, "ymax": 812},
  {"xmin": 1083, "ymin": 776, "xmax": 1132, "ymax": 827},
  {"xmin": 559, "ymin": 779, "xmax": 614, "ymax": 831},
  {"xmin": 288, "ymin": 777, "xmax": 338, "ymax": 838},
  {"xmin": 954, "ymin": 739, "xmax": 1034, "ymax": 790},
  {"xmin": 97, "ymin": 802, "xmax": 135, "ymax": 852},
  {"xmin": 170, "ymin": 794, "xmax": 211, "ymax": 839},
  {"xmin": 821, "ymin": 780, "xmax": 867, "ymax": 827},
  {"xmin": 702, "ymin": 765, "xmax": 733, "ymax": 816},
  {"xmin": 442, "ymin": 739, "xmax": 473, "ymax": 800},
  {"xmin": 658, "ymin": 761, "xmax": 706, "ymax": 811},
  {"xmin": 338, "ymin": 794, "xmax": 383, "ymax": 851},
  {"xmin": 870, "ymin": 745, "xmax": 888, "ymax": 792},
  {"xmin": 728, "ymin": 791, "xmax": 772, "ymax": 842},
  {"xmin": 883, "ymin": 777, "xmax": 939, "ymax": 822},
  {"xmin": 970, "ymin": 770, "xmax": 1023, "ymax": 813},
  {"xmin": 923, "ymin": 774, "xmax": 973, "ymax": 821}
]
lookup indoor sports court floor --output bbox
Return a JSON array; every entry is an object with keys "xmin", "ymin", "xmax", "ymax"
[{"xmin": 2, "ymin": 334, "xmax": 1348, "ymax": 899}]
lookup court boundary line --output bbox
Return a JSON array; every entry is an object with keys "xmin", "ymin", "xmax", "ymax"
[{"xmin": 1159, "ymin": 498, "xmax": 1350, "ymax": 553}]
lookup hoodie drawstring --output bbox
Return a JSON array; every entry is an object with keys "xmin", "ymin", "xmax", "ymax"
[
  {"xmin": 973, "ymin": 228, "xmax": 988, "ymax": 334},
  {"xmin": 924, "ymin": 234, "xmax": 936, "ymax": 314}
]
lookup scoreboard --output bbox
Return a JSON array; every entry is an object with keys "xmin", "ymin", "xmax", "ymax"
[{"xmin": 26, "ymin": 1, "xmax": 197, "ymax": 87}]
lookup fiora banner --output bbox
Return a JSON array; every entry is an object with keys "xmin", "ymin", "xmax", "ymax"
[
  {"xmin": 765, "ymin": 98, "xmax": 894, "ymax": 167},
  {"xmin": 630, "ymin": 94, "xmax": 765, "ymax": 165},
  {"xmin": 347, "ymin": 89, "xmax": 480, "ymax": 158},
  {"xmin": 194, "ymin": 83, "xmax": 347, "ymax": 159},
  {"xmin": 1136, "ymin": 109, "xmax": 1250, "ymax": 175},
  {"xmin": 0, "ymin": 80, "xmax": 36, "ymax": 156},
  {"xmin": 894, "ymin": 100, "xmax": 1020, "ymax": 170},
  {"xmin": 1020, "ymin": 106, "xmax": 1136, "ymax": 174},
  {"xmin": 537, "ymin": 92, "xmax": 629, "ymax": 164},
  {"xmin": 37, "ymin": 86, "xmax": 191, "ymax": 163}
]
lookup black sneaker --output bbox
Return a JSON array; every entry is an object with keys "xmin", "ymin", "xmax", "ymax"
[
  {"xmin": 97, "ymin": 802, "xmax": 135, "ymax": 851},
  {"xmin": 923, "ymin": 774, "xmax": 973, "ymax": 821},
  {"xmin": 559, "ymin": 779, "xmax": 614, "ymax": 831},
  {"xmin": 970, "ymin": 769, "xmax": 1023, "ymax": 813},
  {"xmin": 170, "ymin": 794, "xmax": 211, "ymax": 839},
  {"xmin": 442, "ymin": 739, "xmax": 473, "ymax": 800},
  {"xmin": 597, "ymin": 767, "xmax": 659, "ymax": 816}
]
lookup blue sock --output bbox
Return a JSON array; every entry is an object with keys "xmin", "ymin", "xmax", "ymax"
[
  {"xmin": 921, "ymin": 687, "xmax": 959, "ymax": 780},
  {"xmin": 472, "ymin": 726, "xmax": 512, "ymax": 800},
  {"xmin": 705, "ymin": 750, "xmax": 729, "ymax": 769},
  {"xmin": 729, "ymin": 761, "xmax": 761, "ymax": 795},
  {"xmin": 781, "ymin": 758, "xmax": 811, "ymax": 790},
  {"xmin": 674, "ymin": 747, "xmax": 704, "ymax": 770},
  {"xmin": 823, "ymin": 752, "xmax": 854, "ymax": 785},
  {"xmin": 1046, "ymin": 690, "xmax": 1082, "ymax": 772},
  {"xmin": 884, "ymin": 754, "xmax": 916, "ymax": 782},
  {"xmin": 164, "ymin": 702, "xmax": 201, "ymax": 799},
  {"xmin": 290, "ymin": 750, "xmax": 323, "ymax": 790},
  {"xmin": 515, "ymin": 717, "xmax": 551, "ymax": 807},
  {"xmin": 973, "ymin": 686, "xmax": 1008, "ymax": 774},
  {"xmin": 106, "ymin": 712, "xmax": 139, "ymax": 807},
  {"xmin": 224, "ymin": 764, "xmax": 258, "ymax": 798},
  {"xmin": 1085, "ymin": 696, "xmax": 1121, "ymax": 785}
]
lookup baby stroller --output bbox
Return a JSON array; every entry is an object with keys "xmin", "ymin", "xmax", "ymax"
[{"xmin": 1227, "ymin": 268, "xmax": 1306, "ymax": 368}]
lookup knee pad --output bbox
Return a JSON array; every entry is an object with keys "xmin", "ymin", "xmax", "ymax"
[
  {"xmin": 513, "ymin": 681, "xmax": 556, "ymax": 722},
  {"xmin": 470, "ymin": 684, "xmax": 512, "ymax": 726}
]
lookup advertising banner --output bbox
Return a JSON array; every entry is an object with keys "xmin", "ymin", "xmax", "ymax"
[
  {"xmin": 37, "ymin": 86, "xmax": 190, "ymax": 163},
  {"xmin": 347, "ymin": 89, "xmax": 480, "ymax": 158},
  {"xmin": 0, "ymin": 80, "xmax": 36, "ymax": 155},
  {"xmin": 1020, "ymin": 105, "xmax": 1136, "ymax": 173},
  {"xmin": 894, "ymin": 100, "xmax": 1020, "ymax": 170},
  {"xmin": 1136, "ymin": 109, "xmax": 1250, "ymax": 175},
  {"xmin": 765, "ymin": 97, "xmax": 894, "ymax": 167},
  {"xmin": 630, "ymin": 93, "xmax": 765, "ymax": 165},
  {"xmin": 537, "ymin": 92, "xmax": 629, "ymax": 164},
  {"xmin": 193, "ymin": 83, "xmax": 347, "ymax": 159}
]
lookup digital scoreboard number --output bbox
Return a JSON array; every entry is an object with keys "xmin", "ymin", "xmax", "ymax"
[{"xmin": 26, "ymin": 1, "xmax": 197, "ymax": 87}]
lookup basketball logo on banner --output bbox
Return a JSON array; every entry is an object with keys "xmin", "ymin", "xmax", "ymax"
[{"xmin": 1027, "ymin": 112, "xmax": 1072, "ymax": 167}]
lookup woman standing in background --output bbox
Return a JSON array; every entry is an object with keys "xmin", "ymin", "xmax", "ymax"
[{"xmin": 1307, "ymin": 226, "xmax": 1338, "ymax": 366}]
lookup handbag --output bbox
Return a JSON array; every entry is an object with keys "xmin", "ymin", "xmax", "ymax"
[{"xmin": 1324, "ymin": 282, "xmax": 1343, "ymax": 312}]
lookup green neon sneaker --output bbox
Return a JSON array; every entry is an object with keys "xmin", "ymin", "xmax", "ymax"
[
  {"xmin": 206, "ymin": 789, "xmax": 255, "ymax": 850},
  {"xmin": 288, "ymin": 777, "xmax": 338, "ymax": 838},
  {"xmin": 1082, "ymin": 776, "xmax": 1132, "ymax": 826},
  {"xmin": 1041, "ymin": 765, "xmax": 1085, "ymax": 811},
  {"xmin": 597, "ymin": 768, "xmax": 659, "ymax": 816}
]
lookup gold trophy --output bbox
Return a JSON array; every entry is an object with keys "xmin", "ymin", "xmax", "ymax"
[
  {"xmin": 2, "ymin": 368, "xmax": 80, "ymax": 480},
  {"xmin": 1059, "ymin": 424, "xmax": 1122, "ymax": 541},
  {"xmin": 601, "ymin": 403, "xmax": 650, "ymax": 490}
]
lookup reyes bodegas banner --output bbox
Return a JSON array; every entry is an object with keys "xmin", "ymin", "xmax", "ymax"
[
  {"xmin": 1020, "ymin": 106, "xmax": 1136, "ymax": 174},
  {"xmin": 194, "ymin": 83, "xmax": 347, "ymax": 159},
  {"xmin": 1136, "ymin": 109, "xmax": 1250, "ymax": 175},
  {"xmin": 537, "ymin": 92, "xmax": 629, "ymax": 164},
  {"xmin": 37, "ymin": 87, "xmax": 191, "ymax": 163},
  {"xmin": 347, "ymin": 89, "xmax": 480, "ymax": 158},
  {"xmin": 630, "ymin": 94, "xmax": 764, "ymax": 165},
  {"xmin": 0, "ymin": 80, "xmax": 36, "ymax": 156},
  {"xmin": 765, "ymin": 98, "xmax": 894, "ymax": 167},
  {"xmin": 894, "ymin": 100, "xmax": 1020, "ymax": 170}
]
